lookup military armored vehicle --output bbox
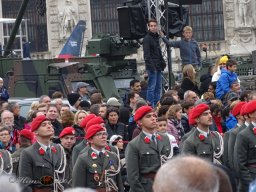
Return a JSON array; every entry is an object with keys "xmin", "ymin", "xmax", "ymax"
[{"xmin": 0, "ymin": 34, "xmax": 140, "ymax": 99}]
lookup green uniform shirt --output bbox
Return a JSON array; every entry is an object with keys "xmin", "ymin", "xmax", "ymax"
[
  {"xmin": 234, "ymin": 123, "xmax": 256, "ymax": 191},
  {"xmin": 126, "ymin": 132, "xmax": 171, "ymax": 192},
  {"xmin": 72, "ymin": 145, "xmax": 124, "ymax": 191},
  {"xmin": 182, "ymin": 129, "xmax": 223, "ymax": 163}
]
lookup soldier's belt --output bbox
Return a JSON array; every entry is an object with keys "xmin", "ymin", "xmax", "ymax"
[
  {"xmin": 247, "ymin": 164, "xmax": 256, "ymax": 168},
  {"xmin": 96, "ymin": 188, "xmax": 116, "ymax": 192},
  {"xmin": 141, "ymin": 173, "xmax": 156, "ymax": 180},
  {"xmin": 32, "ymin": 187, "xmax": 52, "ymax": 192}
]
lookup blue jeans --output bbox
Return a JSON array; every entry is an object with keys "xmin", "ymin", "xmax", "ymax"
[{"xmin": 146, "ymin": 70, "xmax": 162, "ymax": 107}]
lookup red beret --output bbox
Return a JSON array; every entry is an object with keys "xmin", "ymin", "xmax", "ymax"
[
  {"xmin": 240, "ymin": 103, "xmax": 248, "ymax": 116},
  {"xmin": 85, "ymin": 124, "xmax": 105, "ymax": 140},
  {"xmin": 134, "ymin": 106, "xmax": 153, "ymax": 122},
  {"xmin": 19, "ymin": 129, "xmax": 34, "ymax": 141},
  {"xmin": 231, "ymin": 102, "xmax": 246, "ymax": 117},
  {"xmin": 245, "ymin": 100, "xmax": 256, "ymax": 114},
  {"xmin": 188, "ymin": 108, "xmax": 196, "ymax": 125},
  {"xmin": 31, "ymin": 115, "xmax": 49, "ymax": 132},
  {"xmin": 86, "ymin": 116, "xmax": 105, "ymax": 130},
  {"xmin": 59, "ymin": 127, "xmax": 76, "ymax": 138},
  {"xmin": 80, "ymin": 114, "xmax": 96, "ymax": 129},
  {"xmin": 190, "ymin": 104, "xmax": 210, "ymax": 122}
]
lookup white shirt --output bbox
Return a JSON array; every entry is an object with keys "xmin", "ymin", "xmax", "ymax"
[
  {"xmin": 197, "ymin": 127, "xmax": 209, "ymax": 138},
  {"xmin": 37, "ymin": 141, "xmax": 51, "ymax": 152},
  {"xmin": 91, "ymin": 147, "xmax": 105, "ymax": 155},
  {"xmin": 251, "ymin": 122, "xmax": 256, "ymax": 127},
  {"xmin": 142, "ymin": 131, "xmax": 156, "ymax": 141},
  {"xmin": 163, "ymin": 132, "xmax": 178, "ymax": 148},
  {"xmin": 245, "ymin": 121, "xmax": 250, "ymax": 127}
]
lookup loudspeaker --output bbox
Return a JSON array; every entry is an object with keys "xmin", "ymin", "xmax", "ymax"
[
  {"xmin": 252, "ymin": 50, "xmax": 256, "ymax": 65},
  {"xmin": 165, "ymin": 6, "xmax": 189, "ymax": 37},
  {"xmin": 117, "ymin": 6, "xmax": 147, "ymax": 40}
]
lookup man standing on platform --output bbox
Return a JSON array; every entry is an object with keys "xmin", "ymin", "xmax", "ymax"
[{"xmin": 143, "ymin": 19, "xmax": 166, "ymax": 107}]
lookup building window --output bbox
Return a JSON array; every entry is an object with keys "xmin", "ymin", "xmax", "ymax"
[
  {"xmin": 90, "ymin": 0, "xmax": 127, "ymax": 35},
  {"xmin": 2, "ymin": 0, "xmax": 48, "ymax": 52},
  {"xmin": 188, "ymin": 0, "xmax": 224, "ymax": 42}
]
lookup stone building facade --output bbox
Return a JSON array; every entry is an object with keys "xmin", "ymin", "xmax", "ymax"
[
  {"xmin": 223, "ymin": 0, "xmax": 256, "ymax": 55},
  {"xmin": 0, "ymin": 0, "xmax": 255, "ymax": 67},
  {"xmin": 46, "ymin": 0, "xmax": 92, "ymax": 57}
]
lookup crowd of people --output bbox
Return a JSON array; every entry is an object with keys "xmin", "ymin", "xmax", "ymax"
[{"xmin": 0, "ymin": 20, "xmax": 255, "ymax": 192}]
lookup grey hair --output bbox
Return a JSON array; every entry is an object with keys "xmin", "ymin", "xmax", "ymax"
[
  {"xmin": 153, "ymin": 155, "xmax": 219, "ymax": 192},
  {"xmin": 39, "ymin": 95, "xmax": 49, "ymax": 103},
  {"xmin": 183, "ymin": 90, "xmax": 191, "ymax": 100}
]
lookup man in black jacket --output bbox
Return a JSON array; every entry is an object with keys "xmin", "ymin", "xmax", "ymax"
[{"xmin": 143, "ymin": 19, "xmax": 166, "ymax": 107}]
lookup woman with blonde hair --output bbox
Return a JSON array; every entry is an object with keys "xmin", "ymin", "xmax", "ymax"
[
  {"xmin": 73, "ymin": 110, "xmax": 88, "ymax": 144},
  {"xmin": 179, "ymin": 64, "xmax": 200, "ymax": 99},
  {"xmin": 167, "ymin": 104, "xmax": 185, "ymax": 144}
]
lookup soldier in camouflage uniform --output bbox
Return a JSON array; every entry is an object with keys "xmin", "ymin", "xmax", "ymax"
[
  {"xmin": 182, "ymin": 104, "xmax": 223, "ymax": 163},
  {"xmin": 72, "ymin": 124, "xmax": 123, "ymax": 192},
  {"xmin": 234, "ymin": 100, "xmax": 256, "ymax": 192},
  {"xmin": 19, "ymin": 115, "xmax": 66, "ymax": 192},
  {"xmin": 126, "ymin": 106, "xmax": 171, "ymax": 192},
  {"xmin": 12, "ymin": 129, "xmax": 34, "ymax": 176}
]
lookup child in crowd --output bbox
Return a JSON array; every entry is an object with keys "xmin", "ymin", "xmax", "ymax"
[
  {"xmin": 156, "ymin": 116, "xmax": 179, "ymax": 156},
  {"xmin": 0, "ymin": 77, "xmax": 9, "ymax": 102},
  {"xmin": 216, "ymin": 60, "xmax": 238, "ymax": 100}
]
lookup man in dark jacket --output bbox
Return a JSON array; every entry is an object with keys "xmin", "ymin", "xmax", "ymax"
[
  {"xmin": 234, "ymin": 100, "xmax": 256, "ymax": 192},
  {"xmin": 12, "ymin": 129, "xmax": 34, "ymax": 176},
  {"xmin": 59, "ymin": 127, "xmax": 76, "ymax": 189},
  {"xmin": 19, "ymin": 115, "xmax": 66, "ymax": 192},
  {"xmin": 143, "ymin": 19, "xmax": 166, "ymax": 107},
  {"xmin": 72, "ymin": 124, "xmax": 124, "ymax": 191},
  {"xmin": 126, "ymin": 106, "xmax": 171, "ymax": 192},
  {"xmin": 182, "ymin": 104, "xmax": 223, "ymax": 163}
]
